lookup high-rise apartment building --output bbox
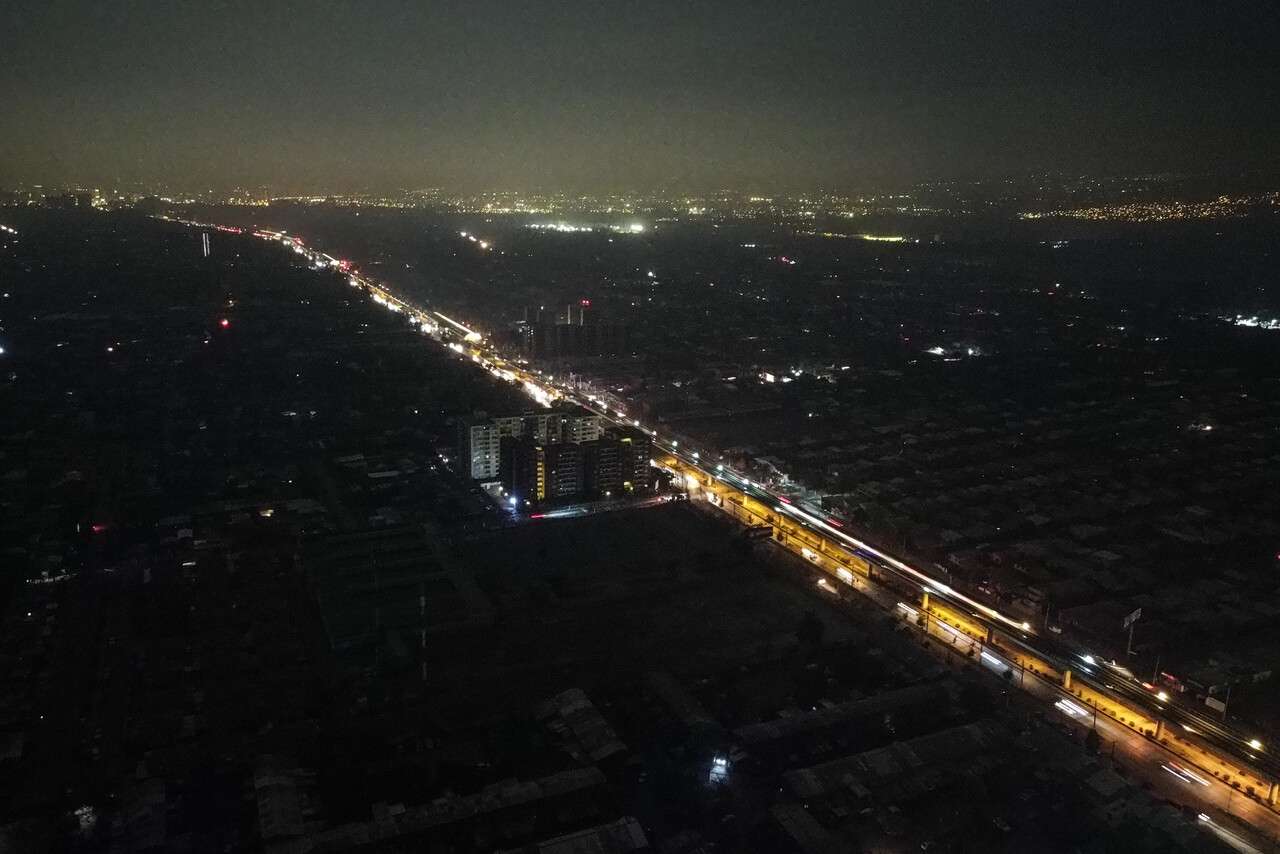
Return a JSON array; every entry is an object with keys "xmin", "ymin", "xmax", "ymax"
[
  {"xmin": 581, "ymin": 439, "xmax": 623, "ymax": 498},
  {"xmin": 615, "ymin": 426, "xmax": 653, "ymax": 490},
  {"xmin": 460, "ymin": 403, "xmax": 602, "ymax": 482},
  {"xmin": 461, "ymin": 417, "xmax": 504, "ymax": 480},
  {"xmin": 544, "ymin": 442, "xmax": 584, "ymax": 499},
  {"xmin": 500, "ymin": 435, "xmax": 546, "ymax": 502}
]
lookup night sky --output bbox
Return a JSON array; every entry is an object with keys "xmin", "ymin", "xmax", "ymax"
[{"xmin": 3, "ymin": 1, "xmax": 1278, "ymax": 192}]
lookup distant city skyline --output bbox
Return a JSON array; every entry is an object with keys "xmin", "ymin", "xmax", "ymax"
[
  {"xmin": 7, "ymin": 171, "xmax": 1278, "ymax": 204},
  {"xmin": 3, "ymin": 1, "xmax": 1279, "ymax": 192}
]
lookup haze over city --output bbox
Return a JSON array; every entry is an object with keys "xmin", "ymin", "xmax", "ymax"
[{"xmin": 3, "ymin": 1, "xmax": 1280, "ymax": 192}]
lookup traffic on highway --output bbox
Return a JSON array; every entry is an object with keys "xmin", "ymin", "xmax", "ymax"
[{"xmin": 186, "ymin": 217, "xmax": 1280, "ymax": 828}]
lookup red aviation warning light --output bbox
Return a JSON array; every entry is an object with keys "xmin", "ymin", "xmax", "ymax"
[{"xmin": 220, "ymin": 318, "xmax": 230, "ymax": 328}]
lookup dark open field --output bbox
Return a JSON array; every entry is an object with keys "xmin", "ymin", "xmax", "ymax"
[{"xmin": 422, "ymin": 503, "xmax": 865, "ymax": 719}]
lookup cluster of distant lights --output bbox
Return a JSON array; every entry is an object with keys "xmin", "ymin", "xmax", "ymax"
[
  {"xmin": 1020, "ymin": 197, "xmax": 1253, "ymax": 222},
  {"xmin": 804, "ymin": 231, "xmax": 914, "ymax": 243},
  {"xmin": 1226, "ymin": 314, "xmax": 1280, "ymax": 330},
  {"xmin": 528, "ymin": 223, "xmax": 592, "ymax": 233},
  {"xmin": 924, "ymin": 345, "xmax": 982, "ymax": 359},
  {"xmin": 458, "ymin": 231, "xmax": 491, "ymax": 249},
  {"xmin": 525, "ymin": 222, "xmax": 645, "ymax": 234},
  {"xmin": 759, "ymin": 365, "xmax": 850, "ymax": 384}
]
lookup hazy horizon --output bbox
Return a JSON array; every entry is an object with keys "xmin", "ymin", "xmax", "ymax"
[{"xmin": 4, "ymin": 1, "xmax": 1279, "ymax": 193}]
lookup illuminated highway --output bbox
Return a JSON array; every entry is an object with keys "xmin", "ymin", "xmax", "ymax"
[
  {"xmin": 175, "ymin": 218, "xmax": 1280, "ymax": 833},
  {"xmin": 646, "ymin": 449, "xmax": 1280, "ymax": 805}
]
